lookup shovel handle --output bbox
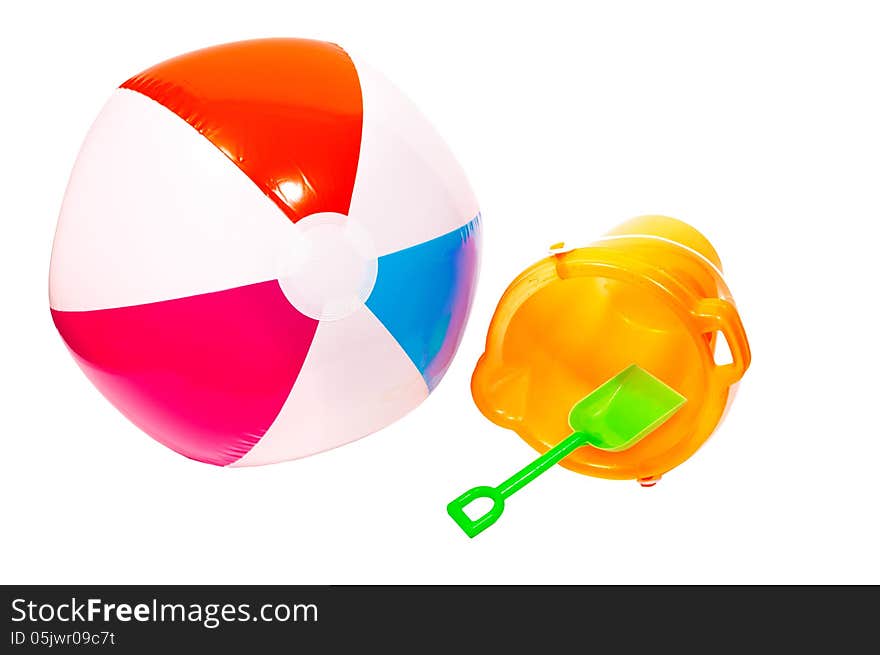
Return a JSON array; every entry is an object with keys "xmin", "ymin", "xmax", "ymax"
[
  {"xmin": 447, "ymin": 432, "xmax": 592, "ymax": 538},
  {"xmin": 447, "ymin": 486, "xmax": 505, "ymax": 538},
  {"xmin": 496, "ymin": 431, "xmax": 592, "ymax": 496}
]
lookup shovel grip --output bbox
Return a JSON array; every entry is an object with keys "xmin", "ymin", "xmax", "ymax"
[{"xmin": 446, "ymin": 486, "xmax": 505, "ymax": 538}]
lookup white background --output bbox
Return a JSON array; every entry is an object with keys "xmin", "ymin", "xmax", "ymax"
[{"xmin": 2, "ymin": 0, "xmax": 878, "ymax": 584}]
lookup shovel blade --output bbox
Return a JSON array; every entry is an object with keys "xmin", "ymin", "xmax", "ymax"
[{"xmin": 568, "ymin": 365, "xmax": 686, "ymax": 451}]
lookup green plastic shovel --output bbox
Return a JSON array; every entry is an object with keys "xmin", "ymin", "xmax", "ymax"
[{"xmin": 447, "ymin": 365, "xmax": 686, "ymax": 538}]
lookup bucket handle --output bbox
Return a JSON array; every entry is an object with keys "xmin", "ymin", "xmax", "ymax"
[{"xmin": 693, "ymin": 298, "xmax": 751, "ymax": 386}]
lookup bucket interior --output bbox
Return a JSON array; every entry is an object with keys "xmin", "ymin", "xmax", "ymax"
[{"xmin": 493, "ymin": 273, "xmax": 709, "ymax": 471}]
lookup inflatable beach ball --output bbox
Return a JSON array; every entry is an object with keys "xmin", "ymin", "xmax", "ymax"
[{"xmin": 49, "ymin": 38, "xmax": 481, "ymax": 466}]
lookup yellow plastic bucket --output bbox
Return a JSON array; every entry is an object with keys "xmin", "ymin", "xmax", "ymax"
[{"xmin": 471, "ymin": 216, "xmax": 751, "ymax": 483}]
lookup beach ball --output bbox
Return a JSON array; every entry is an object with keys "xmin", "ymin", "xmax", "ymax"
[{"xmin": 49, "ymin": 38, "xmax": 481, "ymax": 466}]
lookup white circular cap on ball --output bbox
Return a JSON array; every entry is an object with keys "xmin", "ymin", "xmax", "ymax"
[{"xmin": 277, "ymin": 212, "xmax": 378, "ymax": 321}]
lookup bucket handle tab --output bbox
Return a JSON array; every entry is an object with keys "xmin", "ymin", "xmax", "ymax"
[{"xmin": 693, "ymin": 298, "xmax": 751, "ymax": 386}]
